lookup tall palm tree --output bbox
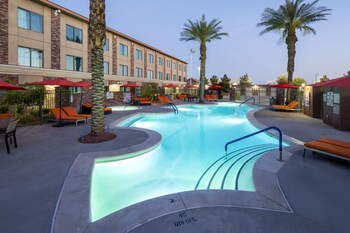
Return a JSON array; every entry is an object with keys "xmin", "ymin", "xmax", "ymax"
[
  {"xmin": 257, "ymin": 0, "xmax": 331, "ymax": 101},
  {"xmin": 180, "ymin": 15, "xmax": 228, "ymax": 103},
  {"xmin": 89, "ymin": 0, "xmax": 106, "ymax": 136}
]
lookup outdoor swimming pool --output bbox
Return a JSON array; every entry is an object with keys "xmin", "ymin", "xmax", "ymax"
[{"xmin": 91, "ymin": 103, "xmax": 284, "ymax": 221}]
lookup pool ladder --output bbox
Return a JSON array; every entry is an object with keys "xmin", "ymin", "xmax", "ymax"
[
  {"xmin": 239, "ymin": 97, "xmax": 255, "ymax": 107},
  {"xmin": 167, "ymin": 102, "xmax": 178, "ymax": 114},
  {"xmin": 124, "ymin": 100, "xmax": 140, "ymax": 109}
]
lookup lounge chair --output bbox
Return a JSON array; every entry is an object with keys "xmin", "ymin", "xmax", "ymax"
[
  {"xmin": 134, "ymin": 97, "xmax": 152, "ymax": 105},
  {"xmin": 49, "ymin": 108, "xmax": 86, "ymax": 126},
  {"xmin": 303, "ymin": 138, "xmax": 350, "ymax": 161},
  {"xmin": 0, "ymin": 119, "xmax": 19, "ymax": 154},
  {"xmin": 0, "ymin": 113, "xmax": 11, "ymax": 118},
  {"xmin": 81, "ymin": 103, "xmax": 112, "ymax": 115},
  {"xmin": 158, "ymin": 96, "xmax": 172, "ymax": 104},
  {"xmin": 62, "ymin": 106, "xmax": 91, "ymax": 121},
  {"xmin": 206, "ymin": 94, "xmax": 218, "ymax": 101},
  {"xmin": 272, "ymin": 101, "xmax": 299, "ymax": 111}
]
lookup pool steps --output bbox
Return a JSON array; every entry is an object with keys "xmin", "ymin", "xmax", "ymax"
[{"xmin": 195, "ymin": 144, "xmax": 278, "ymax": 191}]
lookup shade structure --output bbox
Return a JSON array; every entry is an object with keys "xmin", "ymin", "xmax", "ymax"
[
  {"xmin": 208, "ymin": 85, "xmax": 223, "ymax": 90},
  {"xmin": 75, "ymin": 81, "xmax": 92, "ymax": 89},
  {"xmin": 121, "ymin": 83, "xmax": 141, "ymax": 88},
  {"xmin": 271, "ymin": 83, "xmax": 298, "ymax": 89},
  {"xmin": 164, "ymin": 84, "xmax": 178, "ymax": 88},
  {"xmin": 0, "ymin": 81, "xmax": 27, "ymax": 90},
  {"xmin": 29, "ymin": 78, "xmax": 85, "ymax": 127},
  {"xmin": 312, "ymin": 76, "xmax": 350, "ymax": 87}
]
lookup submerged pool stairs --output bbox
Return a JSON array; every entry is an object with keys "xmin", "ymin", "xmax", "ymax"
[{"xmin": 195, "ymin": 143, "xmax": 278, "ymax": 191}]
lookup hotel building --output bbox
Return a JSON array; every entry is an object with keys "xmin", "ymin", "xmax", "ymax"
[{"xmin": 0, "ymin": 0, "xmax": 187, "ymax": 91}]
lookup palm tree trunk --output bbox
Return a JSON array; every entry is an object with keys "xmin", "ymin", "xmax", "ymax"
[
  {"xmin": 199, "ymin": 42, "xmax": 207, "ymax": 103},
  {"xmin": 89, "ymin": 0, "xmax": 106, "ymax": 136},
  {"xmin": 286, "ymin": 31, "xmax": 297, "ymax": 102}
]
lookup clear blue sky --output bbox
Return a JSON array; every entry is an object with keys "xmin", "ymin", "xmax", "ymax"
[{"xmin": 50, "ymin": 0, "xmax": 350, "ymax": 84}]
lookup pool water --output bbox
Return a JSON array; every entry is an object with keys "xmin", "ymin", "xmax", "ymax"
[{"xmin": 91, "ymin": 103, "xmax": 283, "ymax": 221}]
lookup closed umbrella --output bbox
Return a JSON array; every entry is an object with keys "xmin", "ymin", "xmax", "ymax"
[{"xmin": 30, "ymin": 78, "xmax": 84, "ymax": 127}]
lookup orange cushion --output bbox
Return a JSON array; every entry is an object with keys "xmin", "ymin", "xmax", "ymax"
[
  {"xmin": 0, "ymin": 113, "xmax": 11, "ymax": 118},
  {"xmin": 317, "ymin": 138, "xmax": 350, "ymax": 149},
  {"xmin": 304, "ymin": 141, "xmax": 350, "ymax": 158}
]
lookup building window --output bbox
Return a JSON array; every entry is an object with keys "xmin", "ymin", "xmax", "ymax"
[
  {"xmin": 179, "ymin": 64, "xmax": 182, "ymax": 71},
  {"xmin": 66, "ymin": 55, "xmax": 82, "ymax": 71},
  {"xmin": 173, "ymin": 74, "xmax": 176, "ymax": 81},
  {"xmin": 148, "ymin": 54, "xmax": 154, "ymax": 64},
  {"xmin": 119, "ymin": 44, "xmax": 128, "ymax": 56},
  {"xmin": 173, "ymin": 62, "xmax": 177, "ymax": 70},
  {"xmin": 66, "ymin": 25, "xmax": 82, "ymax": 43},
  {"xmin": 158, "ymin": 72, "xmax": 163, "ymax": 80},
  {"xmin": 103, "ymin": 62, "xmax": 109, "ymax": 74},
  {"xmin": 136, "ymin": 67, "xmax": 143, "ymax": 78},
  {"xmin": 166, "ymin": 60, "xmax": 170, "ymax": 68},
  {"xmin": 104, "ymin": 38, "xmax": 109, "ymax": 51},
  {"xmin": 135, "ymin": 49, "xmax": 142, "ymax": 60},
  {"xmin": 18, "ymin": 47, "xmax": 43, "ymax": 67},
  {"xmin": 184, "ymin": 65, "xmax": 187, "ymax": 72},
  {"xmin": 119, "ymin": 64, "xmax": 128, "ymax": 76},
  {"xmin": 178, "ymin": 76, "xmax": 182, "ymax": 82},
  {"xmin": 166, "ymin": 73, "xmax": 170, "ymax": 80},
  {"xmin": 18, "ymin": 8, "xmax": 43, "ymax": 33},
  {"xmin": 147, "ymin": 70, "xmax": 154, "ymax": 79},
  {"xmin": 158, "ymin": 57, "xmax": 163, "ymax": 66}
]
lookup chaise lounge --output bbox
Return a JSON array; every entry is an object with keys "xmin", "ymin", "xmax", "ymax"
[
  {"xmin": 272, "ymin": 100, "xmax": 299, "ymax": 111},
  {"xmin": 134, "ymin": 97, "xmax": 152, "ymax": 105},
  {"xmin": 303, "ymin": 138, "xmax": 350, "ymax": 161},
  {"xmin": 49, "ymin": 108, "xmax": 87, "ymax": 126},
  {"xmin": 158, "ymin": 96, "xmax": 172, "ymax": 104},
  {"xmin": 62, "ymin": 106, "xmax": 92, "ymax": 121}
]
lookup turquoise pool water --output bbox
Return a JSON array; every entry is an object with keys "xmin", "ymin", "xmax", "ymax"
[{"xmin": 91, "ymin": 103, "xmax": 283, "ymax": 221}]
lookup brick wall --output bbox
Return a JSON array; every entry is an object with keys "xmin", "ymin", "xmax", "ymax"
[
  {"xmin": 51, "ymin": 9, "xmax": 61, "ymax": 69},
  {"xmin": 0, "ymin": 0, "xmax": 9, "ymax": 64},
  {"xmin": 0, "ymin": 74, "xmax": 19, "ymax": 83},
  {"xmin": 130, "ymin": 43, "xmax": 134, "ymax": 77},
  {"xmin": 112, "ymin": 36, "xmax": 117, "ymax": 75}
]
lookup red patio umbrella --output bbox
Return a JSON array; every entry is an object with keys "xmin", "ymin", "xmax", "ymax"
[
  {"xmin": 164, "ymin": 84, "xmax": 178, "ymax": 88},
  {"xmin": 29, "ymin": 78, "xmax": 85, "ymax": 127},
  {"xmin": 75, "ymin": 81, "xmax": 92, "ymax": 88},
  {"xmin": 121, "ymin": 83, "xmax": 141, "ymax": 88},
  {"xmin": 271, "ymin": 83, "xmax": 298, "ymax": 89},
  {"xmin": 0, "ymin": 81, "xmax": 27, "ymax": 90},
  {"xmin": 185, "ymin": 85, "xmax": 197, "ymax": 89},
  {"xmin": 209, "ymin": 85, "xmax": 223, "ymax": 90}
]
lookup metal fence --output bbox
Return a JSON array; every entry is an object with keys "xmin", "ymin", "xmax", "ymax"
[{"xmin": 0, "ymin": 89, "xmax": 77, "ymax": 124}]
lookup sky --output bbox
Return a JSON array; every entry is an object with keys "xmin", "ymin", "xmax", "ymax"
[{"xmin": 50, "ymin": 0, "xmax": 350, "ymax": 84}]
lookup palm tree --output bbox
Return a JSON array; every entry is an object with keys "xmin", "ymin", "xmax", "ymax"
[
  {"xmin": 180, "ymin": 15, "xmax": 228, "ymax": 103},
  {"xmin": 257, "ymin": 0, "xmax": 331, "ymax": 101},
  {"xmin": 89, "ymin": 0, "xmax": 106, "ymax": 136}
]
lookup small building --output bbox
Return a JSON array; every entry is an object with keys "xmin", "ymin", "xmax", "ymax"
[{"xmin": 303, "ymin": 76, "xmax": 350, "ymax": 131}]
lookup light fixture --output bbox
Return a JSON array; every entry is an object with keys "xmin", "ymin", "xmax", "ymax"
[{"xmin": 54, "ymin": 9, "xmax": 61, "ymax": 16}]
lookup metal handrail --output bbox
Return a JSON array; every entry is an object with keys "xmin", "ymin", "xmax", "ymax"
[
  {"xmin": 224, "ymin": 126, "xmax": 283, "ymax": 161},
  {"xmin": 239, "ymin": 97, "xmax": 255, "ymax": 107},
  {"xmin": 167, "ymin": 102, "xmax": 178, "ymax": 114},
  {"xmin": 124, "ymin": 100, "xmax": 140, "ymax": 109}
]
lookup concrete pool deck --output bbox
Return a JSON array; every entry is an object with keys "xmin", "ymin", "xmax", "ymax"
[{"xmin": 0, "ymin": 102, "xmax": 349, "ymax": 233}]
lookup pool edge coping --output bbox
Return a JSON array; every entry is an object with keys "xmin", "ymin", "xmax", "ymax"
[{"xmin": 51, "ymin": 104, "xmax": 303, "ymax": 233}]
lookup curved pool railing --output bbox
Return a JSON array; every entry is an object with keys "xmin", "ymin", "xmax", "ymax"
[
  {"xmin": 239, "ymin": 97, "xmax": 255, "ymax": 107},
  {"xmin": 225, "ymin": 126, "xmax": 283, "ymax": 161}
]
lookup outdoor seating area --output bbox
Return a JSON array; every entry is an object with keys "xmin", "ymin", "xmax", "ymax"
[
  {"xmin": 272, "ymin": 100, "xmax": 299, "ymax": 111},
  {"xmin": 303, "ymin": 138, "xmax": 350, "ymax": 161},
  {"xmin": 49, "ymin": 108, "xmax": 87, "ymax": 126},
  {"xmin": 62, "ymin": 106, "xmax": 91, "ymax": 121},
  {"xmin": 133, "ymin": 97, "xmax": 152, "ymax": 105}
]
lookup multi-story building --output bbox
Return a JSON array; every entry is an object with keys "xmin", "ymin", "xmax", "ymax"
[{"xmin": 0, "ymin": 0, "xmax": 187, "ymax": 92}]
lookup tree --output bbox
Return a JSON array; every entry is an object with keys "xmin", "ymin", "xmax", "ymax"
[
  {"xmin": 239, "ymin": 73, "xmax": 251, "ymax": 86},
  {"xmin": 320, "ymin": 75, "xmax": 329, "ymax": 82},
  {"xmin": 180, "ymin": 15, "xmax": 228, "ymax": 103},
  {"xmin": 276, "ymin": 74, "xmax": 288, "ymax": 84},
  {"xmin": 292, "ymin": 77, "xmax": 307, "ymax": 85},
  {"xmin": 218, "ymin": 74, "xmax": 231, "ymax": 92},
  {"xmin": 89, "ymin": 0, "xmax": 106, "ymax": 136},
  {"xmin": 258, "ymin": 0, "xmax": 331, "ymax": 101},
  {"xmin": 343, "ymin": 71, "xmax": 350, "ymax": 77},
  {"xmin": 210, "ymin": 75, "xmax": 219, "ymax": 85}
]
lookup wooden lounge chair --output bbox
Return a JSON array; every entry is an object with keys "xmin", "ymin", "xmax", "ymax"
[
  {"xmin": 272, "ymin": 101, "xmax": 299, "ymax": 111},
  {"xmin": 62, "ymin": 106, "xmax": 91, "ymax": 121},
  {"xmin": 134, "ymin": 97, "xmax": 152, "ymax": 105},
  {"xmin": 303, "ymin": 138, "xmax": 350, "ymax": 161},
  {"xmin": 158, "ymin": 96, "xmax": 172, "ymax": 104},
  {"xmin": 50, "ymin": 108, "xmax": 86, "ymax": 126}
]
